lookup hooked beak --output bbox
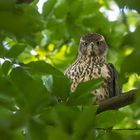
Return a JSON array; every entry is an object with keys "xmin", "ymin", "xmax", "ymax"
[{"xmin": 89, "ymin": 42, "xmax": 98, "ymax": 50}]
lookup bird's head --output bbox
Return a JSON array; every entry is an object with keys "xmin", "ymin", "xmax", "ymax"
[{"xmin": 79, "ymin": 33, "xmax": 108, "ymax": 56}]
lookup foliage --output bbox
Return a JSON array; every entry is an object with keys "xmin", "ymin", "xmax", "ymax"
[{"xmin": 0, "ymin": 0, "xmax": 140, "ymax": 139}]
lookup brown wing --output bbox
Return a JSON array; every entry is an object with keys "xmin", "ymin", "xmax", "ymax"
[{"xmin": 108, "ymin": 63, "xmax": 121, "ymax": 98}]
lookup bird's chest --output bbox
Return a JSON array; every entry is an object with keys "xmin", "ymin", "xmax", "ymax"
[
  {"xmin": 78, "ymin": 63, "xmax": 100, "ymax": 82},
  {"xmin": 71, "ymin": 62, "xmax": 110, "ymax": 83}
]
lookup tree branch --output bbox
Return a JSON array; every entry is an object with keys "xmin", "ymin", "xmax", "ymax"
[
  {"xmin": 16, "ymin": 0, "xmax": 34, "ymax": 4},
  {"xmin": 96, "ymin": 89, "xmax": 139, "ymax": 114},
  {"xmin": 95, "ymin": 128, "xmax": 140, "ymax": 131}
]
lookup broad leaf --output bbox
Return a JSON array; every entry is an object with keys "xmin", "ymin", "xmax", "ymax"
[
  {"xmin": 95, "ymin": 110, "xmax": 125, "ymax": 128},
  {"xmin": 74, "ymin": 106, "xmax": 97, "ymax": 139},
  {"xmin": 26, "ymin": 61, "xmax": 63, "ymax": 76},
  {"xmin": 1, "ymin": 60, "xmax": 12, "ymax": 75},
  {"xmin": 10, "ymin": 67, "xmax": 49, "ymax": 110},
  {"xmin": 43, "ymin": 0, "xmax": 57, "ymax": 17},
  {"xmin": 67, "ymin": 78, "xmax": 102, "ymax": 105},
  {"xmin": 5, "ymin": 44, "xmax": 26, "ymax": 58}
]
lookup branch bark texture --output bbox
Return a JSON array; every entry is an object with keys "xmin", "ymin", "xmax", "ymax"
[{"xmin": 97, "ymin": 89, "xmax": 139, "ymax": 114}]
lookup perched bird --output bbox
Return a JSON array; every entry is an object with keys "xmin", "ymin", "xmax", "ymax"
[{"xmin": 65, "ymin": 33, "xmax": 120, "ymax": 103}]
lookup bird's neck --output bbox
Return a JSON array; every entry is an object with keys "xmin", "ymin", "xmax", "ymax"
[{"xmin": 77, "ymin": 54, "xmax": 106, "ymax": 65}]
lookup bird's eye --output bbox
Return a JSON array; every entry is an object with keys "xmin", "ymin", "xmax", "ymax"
[
  {"xmin": 83, "ymin": 42, "xmax": 88, "ymax": 46},
  {"xmin": 97, "ymin": 41, "xmax": 100, "ymax": 45}
]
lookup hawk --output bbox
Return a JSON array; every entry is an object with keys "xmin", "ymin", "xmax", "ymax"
[{"xmin": 65, "ymin": 33, "xmax": 120, "ymax": 103}]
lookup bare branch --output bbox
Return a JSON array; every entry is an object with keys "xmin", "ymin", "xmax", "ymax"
[{"xmin": 96, "ymin": 89, "xmax": 139, "ymax": 114}]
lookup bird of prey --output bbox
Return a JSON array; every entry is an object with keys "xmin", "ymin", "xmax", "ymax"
[{"xmin": 65, "ymin": 33, "xmax": 120, "ymax": 103}]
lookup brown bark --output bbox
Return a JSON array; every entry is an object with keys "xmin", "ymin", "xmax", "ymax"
[{"xmin": 97, "ymin": 89, "xmax": 139, "ymax": 114}]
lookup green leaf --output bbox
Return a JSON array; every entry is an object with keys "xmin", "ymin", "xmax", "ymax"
[
  {"xmin": 121, "ymin": 27, "xmax": 140, "ymax": 75},
  {"xmin": 28, "ymin": 119, "xmax": 47, "ymax": 140},
  {"xmin": 51, "ymin": 75, "xmax": 70, "ymax": 100},
  {"xmin": 42, "ymin": 74, "xmax": 70, "ymax": 101},
  {"xmin": 0, "ymin": 106, "xmax": 15, "ymax": 140},
  {"xmin": 10, "ymin": 67, "xmax": 49, "ymax": 109},
  {"xmin": 97, "ymin": 131, "xmax": 124, "ymax": 140},
  {"xmin": 26, "ymin": 61, "xmax": 63, "ymax": 76},
  {"xmin": 0, "ymin": 0, "xmax": 15, "ymax": 10},
  {"xmin": 116, "ymin": 0, "xmax": 140, "ymax": 13},
  {"xmin": 121, "ymin": 51, "xmax": 140, "ymax": 75},
  {"xmin": 0, "ymin": 4, "xmax": 43, "ymax": 38},
  {"xmin": 74, "ymin": 78, "xmax": 102, "ymax": 95},
  {"xmin": 67, "ymin": 93, "xmax": 94, "ymax": 106},
  {"xmin": 82, "ymin": 0, "xmax": 100, "ymax": 15},
  {"xmin": 5, "ymin": 44, "xmax": 26, "ymax": 58},
  {"xmin": 43, "ymin": 0, "xmax": 57, "ymax": 17},
  {"xmin": 53, "ymin": 0, "xmax": 68, "ymax": 19},
  {"xmin": 54, "ymin": 105, "xmax": 79, "ymax": 133},
  {"xmin": 26, "ymin": 61, "xmax": 70, "ymax": 101},
  {"xmin": 1, "ymin": 60, "xmax": 12, "ymax": 75},
  {"xmin": 0, "ymin": 77, "xmax": 18, "ymax": 97},
  {"xmin": 95, "ymin": 110, "xmax": 125, "ymax": 128},
  {"xmin": 67, "ymin": 78, "xmax": 102, "ymax": 105},
  {"xmin": 0, "ymin": 94, "xmax": 16, "ymax": 111},
  {"xmin": 74, "ymin": 106, "xmax": 97, "ymax": 139},
  {"xmin": 47, "ymin": 126, "xmax": 71, "ymax": 140},
  {"xmin": 40, "ymin": 105, "xmax": 79, "ymax": 137},
  {"xmin": 46, "ymin": 19, "xmax": 68, "ymax": 41}
]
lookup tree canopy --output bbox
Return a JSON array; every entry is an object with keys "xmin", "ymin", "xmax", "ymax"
[{"xmin": 0, "ymin": 0, "xmax": 140, "ymax": 140}]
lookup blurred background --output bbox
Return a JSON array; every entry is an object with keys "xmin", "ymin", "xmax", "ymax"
[{"xmin": 0, "ymin": 0, "xmax": 140, "ymax": 139}]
